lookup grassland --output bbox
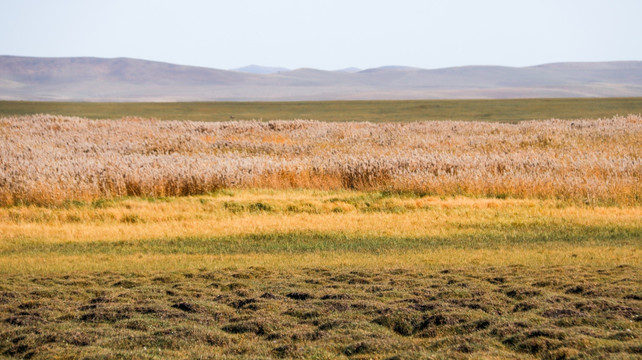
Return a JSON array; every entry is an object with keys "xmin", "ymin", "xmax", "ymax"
[
  {"xmin": 1, "ymin": 189, "xmax": 640, "ymax": 272},
  {"xmin": 1, "ymin": 97, "xmax": 641, "ymax": 123},
  {"xmin": 1, "ymin": 111, "xmax": 641, "ymax": 359},
  {"xmin": 0, "ymin": 190, "xmax": 640, "ymax": 359},
  {"xmin": 2, "ymin": 114, "xmax": 640, "ymax": 206}
]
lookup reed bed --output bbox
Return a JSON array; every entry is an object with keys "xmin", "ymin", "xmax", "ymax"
[{"xmin": 0, "ymin": 114, "xmax": 640, "ymax": 206}]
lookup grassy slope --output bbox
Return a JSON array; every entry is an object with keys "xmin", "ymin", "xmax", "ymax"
[
  {"xmin": 1, "ymin": 97, "xmax": 642, "ymax": 122},
  {"xmin": 1, "ymin": 190, "xmax": 640, "ymax": 358}
]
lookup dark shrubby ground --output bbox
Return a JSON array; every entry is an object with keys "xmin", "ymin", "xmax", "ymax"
[{"xmin": 1, "ymin": 265, "xmax": 640, "ymax": 359}]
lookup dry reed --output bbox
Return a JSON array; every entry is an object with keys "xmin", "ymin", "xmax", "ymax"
[{"xmin": 1, "ymin": 115, "xmax": 640, "ymax": 205}]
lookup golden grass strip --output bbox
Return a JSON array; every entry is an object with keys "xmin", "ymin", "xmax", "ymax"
[
  {"xmin": 2, "ymin": 246, "xmax": 638, "ymax": 275},
  {"xmin": 1, "ymin": 115, "xmax": 640, "ymax": 205},
  {"xmin": 1, "ymin": 191, "xmax": 640, "ymax": 245}
]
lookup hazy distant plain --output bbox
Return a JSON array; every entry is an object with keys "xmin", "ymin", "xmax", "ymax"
[{"xmin": 2, "ymin": 97, "xmax": 641, "ymax": 123}]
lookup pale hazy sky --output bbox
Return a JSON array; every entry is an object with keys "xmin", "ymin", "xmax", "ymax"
[{"xmin": 1, "ymin": 0, "xmax": 641, "ymax": 70}]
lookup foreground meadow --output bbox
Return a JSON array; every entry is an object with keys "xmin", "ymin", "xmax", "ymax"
[
  {"xmin": 0, "ymin": 190, "xmax": 640, "ymax": 359},
  {"xmin": 0, "ymin": 114, "xmax": 641, "ymax": 359}
]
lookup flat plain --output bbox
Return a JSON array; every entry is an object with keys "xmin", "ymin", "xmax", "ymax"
[
  {"xmin": 1, "ymin": 97, "xmax": 642, "ymax": 122},
  {"xmin": 0, "ymin": 106, "xmax": 641, "ymax": 359}
]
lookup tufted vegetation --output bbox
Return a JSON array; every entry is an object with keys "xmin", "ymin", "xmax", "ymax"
[{"xmin": 1, "ymin": 114, "xmax": 640, "ymax": 206}]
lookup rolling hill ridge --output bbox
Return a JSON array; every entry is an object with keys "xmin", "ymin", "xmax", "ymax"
[{"xmin": 1, "ymin": 56, "xmax": 641, "ymax": 101}]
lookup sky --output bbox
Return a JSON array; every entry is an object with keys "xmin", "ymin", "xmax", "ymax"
[{"xmin": 1, "ymin": 0, "xmax": 641, "ymax": 70}]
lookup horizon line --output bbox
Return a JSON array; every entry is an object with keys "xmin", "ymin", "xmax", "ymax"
[{"xmin": 2, "ymin": 54, "xmax": 641, "ymax": 73}]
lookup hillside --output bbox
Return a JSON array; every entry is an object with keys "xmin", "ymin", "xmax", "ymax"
[{"xmin": 1, "ymin": 56, "xmax": 642, "ymax": 101}]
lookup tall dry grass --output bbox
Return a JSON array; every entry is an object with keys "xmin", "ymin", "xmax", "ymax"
[{"xmin": 0, "ymin": 114, "xmax": 640, "ymax": 205}]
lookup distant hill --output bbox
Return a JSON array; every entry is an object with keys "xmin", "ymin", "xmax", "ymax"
[
  {"xmin": 335, "ymin": 67, "xmax": 362, "ymax": 73},
  {"xmin": 1, "ymin": 56, "xmax": 641, "ymax": 101},
  {"xmin": 233, "ymin": 65, "xmax": 289, "ymax": 74}
]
